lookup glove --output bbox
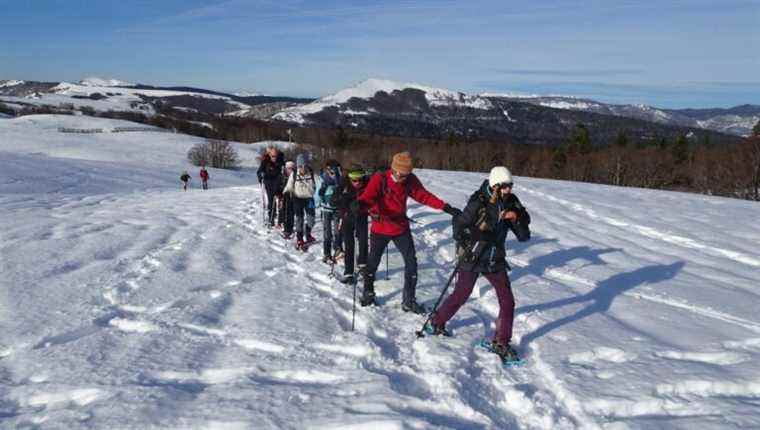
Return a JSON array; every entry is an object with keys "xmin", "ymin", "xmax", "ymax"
[
  {"xmin": 349, "ymin": 200, "xmax": 361, "ymax": 215},
  {"xmin": 443, "ymin": 203, "xmax": 462, "ymax": 218}
]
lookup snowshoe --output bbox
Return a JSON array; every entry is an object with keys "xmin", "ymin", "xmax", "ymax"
[
  {"xmin": 479, "ymin": 339, "xmax": 524, "ymax": 366},
  {"xmin": 423, "ymin": 321, "xmax": 452, "ymax": 337},
  {"xmin": 402, "ymin": 301, "xmax": 427, "ymax": 315},
  {"xmin": 333, "ymin": 249, "xmax": 345, "ymax": 262}
]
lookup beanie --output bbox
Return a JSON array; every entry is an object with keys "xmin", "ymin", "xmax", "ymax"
[
  {"xmin": 391, "ymin": 151, "xmax": 413, "ymax": 175},
  {"xmin": 489, "ymin": 166, "xmax": 513, "ymax": 188}
]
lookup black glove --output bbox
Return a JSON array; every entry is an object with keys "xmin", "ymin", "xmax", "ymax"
[{"xmin": 443, "ymin": 203, "xmax": 462, "ymax": 218}]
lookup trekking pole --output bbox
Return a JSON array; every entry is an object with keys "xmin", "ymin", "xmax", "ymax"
[
  {"xmin": 415, "ymin": 263, "xmax": 461, "ymax": 338},
  {"xmin": 385, "ymin": 247, "xmax": 389, "ymax": 280},
  {"xmin": 351, "ymin": 213, "xmax": 359, "ymax": 331},
  {"xmin": 260, "ymin": 185, "xmax": 266, "ymax": 224}
]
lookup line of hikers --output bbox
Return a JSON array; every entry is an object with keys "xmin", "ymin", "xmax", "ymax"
[
  {"xmin": 257, "ymin": 147, "xmax": 531, "ymax": 363},
  {"xmin": 180, "ymin": 166, "xmax": 210, "ymax": 191}
]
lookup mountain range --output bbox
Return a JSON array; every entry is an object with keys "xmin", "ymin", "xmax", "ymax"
[{"xmin": 2, "ymin": 77, "xmax": 757, "ymax": 146}]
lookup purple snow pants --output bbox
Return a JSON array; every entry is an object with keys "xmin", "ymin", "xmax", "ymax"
[{"xmin": 432, "ymin": 270, "xmax": 515, "ymax": 344}]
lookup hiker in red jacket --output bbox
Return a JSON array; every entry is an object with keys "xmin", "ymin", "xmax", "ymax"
[
  {"xmin": 199, "ymin": 166, "xmax": 209, "ymax": 190},
  {"xmin": 353, "ymin": 151, "xmax": 461, "ymax": 313}
]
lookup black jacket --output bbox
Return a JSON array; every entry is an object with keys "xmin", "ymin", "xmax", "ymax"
[
  {"xmin": 455, "ymin": 180, "xmax": 530, "ymax": 273},
  {"xmin": 333, "ymin": 177, "xmax": 369, "ymax": 223},
  {"xmin": 257, "ymin": 153, "xmax": 284, "ymax": 183}
]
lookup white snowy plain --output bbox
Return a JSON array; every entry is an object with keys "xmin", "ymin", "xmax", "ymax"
[{"xmin": 2, "ymin": 115, "xmax": 760, "ymax": 429}]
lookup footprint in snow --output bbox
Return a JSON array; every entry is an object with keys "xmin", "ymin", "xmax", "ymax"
[
  {"xmin": 653, "ymin": 350, "xmax": 750, "ymax": 366},
  {"xmin": 567, "ymin": 347, "xmax": 636, "ymax": 366}
]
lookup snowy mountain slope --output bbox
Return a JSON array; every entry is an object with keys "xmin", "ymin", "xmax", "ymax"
[
  {"xmin": 487, "ymin": 95, "xmax": 760, "ymax": 137},
  {"xmin": 273, "ymin": 78, "xmax": 493, "ymax": 124},
  {"xmin": 2, "ymin": 116, "xmax": 760, "ymax": 428},
  {"xmin": 79, "ymin": 77, "xmax": 135, "ymax": 88}
]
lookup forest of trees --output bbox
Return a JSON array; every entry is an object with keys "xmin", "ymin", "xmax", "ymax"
[
  {"xmin": 86, "ymin": 110, "xmax": 760, "ymax": 202},
  {"xmin": 4, "ymin": 101, "xmax": 758, "ymax": 201}
]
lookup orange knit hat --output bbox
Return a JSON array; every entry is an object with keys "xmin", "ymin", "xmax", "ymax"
[{"xmin": 391, "ymin": 151, "xmax": 413, "ymax": 174}]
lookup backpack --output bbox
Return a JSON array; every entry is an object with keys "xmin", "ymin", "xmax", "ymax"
[{"xmin": 453, "ymin": 193, "xmax": 488, "ymax": 264}]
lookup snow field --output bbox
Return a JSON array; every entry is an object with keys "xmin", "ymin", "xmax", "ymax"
[{"xmin": 2, "ymin": 114, "xmax": 760, "ymax": 428}]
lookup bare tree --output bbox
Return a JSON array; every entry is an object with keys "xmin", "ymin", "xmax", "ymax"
[{"xmin": 187, "ymin": 139, "xmax": 240, "ymax": 169}]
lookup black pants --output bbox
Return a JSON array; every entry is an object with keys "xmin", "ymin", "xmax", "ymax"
[
  {"xmin": 364, "ymin": 229, "xmax": 418, "ymax": 306},
  {"xmin": 263, "ymin": 180, "xmax": 279, "ymax": 225},
  {"xmin": 292, "ymin": 197, "xmax": 315, "ymax": 239},
  {"xmin": 343, "ymin": 214, "xmax": 368, "ymax": 276},
  {"xmin": 279, "ymin": 194, "xmax": 294, "ymax": 234}
]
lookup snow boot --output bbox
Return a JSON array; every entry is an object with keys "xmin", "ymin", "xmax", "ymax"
[
  {"xmin": 490, "ymin": 341, "xmax": 520, "ymax": 363},
  {"xmin": 305, "ymin": 227, "xmax": 316, "ymax": 244},
  {"xmin": 333, "ymin": 249, "xmax": 345, "ymax": 262},
  {"xmin": 402, "ymin": 300, "xmax": 427, "ymax": 315},
  {"xmin": 360, "ymin": 291, "xmax": 376, "ymax": 307},
  {"xmin": 423, "ymin": 321, "xmax": 452, "ymax": 337},
  {"xmin": 361, "ymin": 276, "xmax": 376, "ymax": 306},
  {"xmin": 339, "ymin": 273, "xmax": 354, "ymax": 284}
]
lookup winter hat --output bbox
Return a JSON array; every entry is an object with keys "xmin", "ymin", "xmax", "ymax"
[
  {"xmin": 296, "ymin": 154, "xmax": 306, "ymax": 167},
  {"xmin": 348, "ymin": 169, "xmax": 364, "ymax": 181},
  {"xmin": 285, "ymin": 160, "xmax": 295, "ymax": 170},
  {"xmin": 391, "ymin": 151, "xmax": 413, "ymax": 174},
  {"xmin": 488, "ymin": 166, "xmax": 513, "ymax": 188}
]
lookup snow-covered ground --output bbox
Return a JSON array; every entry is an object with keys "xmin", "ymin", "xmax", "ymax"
[
  {"xmin": 2, "ymin": 114, "xmax": 760, "ymax": 429},
  {"xmin": 0, "ymin": 80, "xmax": 250, "ymax": 116}
]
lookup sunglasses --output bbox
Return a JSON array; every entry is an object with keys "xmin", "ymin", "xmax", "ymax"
[{"xmin": 498, "ymin": 182, "xmax": 514, "ymax": 189}]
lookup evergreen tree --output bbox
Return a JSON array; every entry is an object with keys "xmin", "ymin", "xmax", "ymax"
[
  {"xmin": 672, "ymin": 133, "xmax": 690, "ymax": 164},
  {"xmin": 753, "ymin": 119, "xmax": 760, "ymax": 137},
  {"xmin": 570, "ymin": 123, "xmax": 592, "ymax": 154},
  {"xmin": 615, "ymin": 130, "xmax": 628, "ymax": 148}
]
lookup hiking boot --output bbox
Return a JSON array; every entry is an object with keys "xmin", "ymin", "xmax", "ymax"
[
  {"xmin": 322, "ymin": 255, "xmax": 335, "ymax": 264},
  {"xmin": 281, "ymin": 232, "xmax": 292, "ymax": 240},
  {"xmin": 402, "ymin": 301, "xmax": 427, "ymax": 315},
  {"xmin": 296, "ymin": 239, "xmax": 306, "ymax": 251},
  {"xmin": 360, "ymin": 292, "xmax": 376, "ymax": 307},
  {"xmin": 333, "ymin": 249, "xmax": 345, "ymax": 261},
  {"xmin": 423, "ymin": 321, "xmax": 452, "ymax": 337},
  {"xmin": 306, "ymin": 233, "xmax": 317, "ymax": 244},
  {"xmin": 491, "ymin": 341, "xmax": 519, "ymax": 363},
  {"xmin": 339, "ymin": 273, "xmax": 354, "ymax": 284}
]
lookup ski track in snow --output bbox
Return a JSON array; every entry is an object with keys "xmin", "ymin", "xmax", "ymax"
[{"xmin": 2, "ymin": 118, "xmax": 760, "ymax": 429}]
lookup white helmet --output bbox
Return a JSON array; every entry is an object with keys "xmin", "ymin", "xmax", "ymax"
[{"xmin": 489, "ymin": 166, "xmax": 513, "ymax": 188}]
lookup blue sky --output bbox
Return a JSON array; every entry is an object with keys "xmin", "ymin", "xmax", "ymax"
[{"xmin": 1, "ymin": 0, "xmax": 758, "ymax": 108}]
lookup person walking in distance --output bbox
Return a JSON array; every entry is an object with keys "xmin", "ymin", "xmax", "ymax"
[
  {"xmin": 425, "ymin": 166, "xmax": 531, "ymax": 364},
  {"xmin": 199, "ymin": 165, "xmax": 209, "ymax": 190},
  {"xmin": 283, "ymin": 154, "xmax": 316, "ymax": 251},
  {"xmin": 279, "ymin": 160, "xmax": 296, "ymax": 239},
  {"xmin": 180, "ymin": 171, "xmax": 191, "ymax": 191},
  {"xmin": 353, "ymin": 151, "xmax": 461, "ymax": 313},
  {"xmin": 257, "ymin": 146, "xmax": 284, "ymax": 227}
]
